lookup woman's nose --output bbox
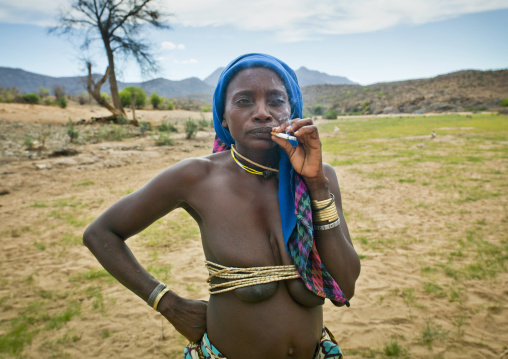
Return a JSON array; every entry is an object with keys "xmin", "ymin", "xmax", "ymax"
[{"xmin": 253, "ymin": 101, "xmax": 273, "ymax": 122}]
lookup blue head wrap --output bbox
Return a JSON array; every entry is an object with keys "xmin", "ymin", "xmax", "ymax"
[{"xmin": 212, "ymin": 53, "xmax": 301, "ymax": 246}]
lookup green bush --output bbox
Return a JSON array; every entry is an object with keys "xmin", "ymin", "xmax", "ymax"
[
  {"xmin": 53, "ymin": 85, "xmax": 66, "ymax": 100},
  {"xmin": 158, "ymin": 120, "xmax": 178, "ymax": 133},
  {"xmin": 198, "ymin": 119, "xmax": 209, "ymax": 130},
  {"xmin": 155, "ymin": 133, "xmax": 174, "ymax": 146},
  {"xmin": 38, "ymin": 87, "xmax": 50, "ymax": 98},
  {"xmin": 501, "ymin": 97, "xmax": 508, "ymax": 107},
  {"xmin": 23, "ymin": 135, "xmax": 34, "ymax": 149},
  {"xmin": 166, "ymin": 100, "xmax": 175, "ymax": 110},
  {"xmin": 150, "ymin": 93, "xmax": 163, "ymax": 109},
  {"xmin": 117, "ymin": 115, "xmax": 128, "ymax": 125},
  {"xmin": 312, "ymin": 104, "xmax": 324, "ymax": 116},
  {"xmin": 21, "ymin": 93, "xmax": 40, "ymax": 104},
  {"xmin": 43, "ymin": 98, "xmax": 53, "ymax": 106},
  {"xmin": 184, "ymin": 119, "xmax": 198, "ymax": 139},
  {"xmin": 201, "ymin": 105, "xmax": 211, "ymax": 112},
  {"xmin": 66, "ymin": 119, "xmax": 79, "ymax": 143},
  {"xmin": 323, "ymin": 109, "xmax": 338, "ymax": 120},
  {"xmin": 119, "ymin": 86, "xmax": 146, "ymax": 109},
  {"xmin": 58, "ymin": 96, "xmax": 67, "ymax": 109},
  {"xmin": 139, "ymin": 121, "xmax": 152, "ymax": 134}
]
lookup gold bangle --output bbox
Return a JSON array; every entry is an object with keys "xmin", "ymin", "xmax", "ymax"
[
  {"xmin": 313, "ymin": 205, "xmax": 339, "ymax": 223},
  {"xmin": 153, "ymin": 287, "xmax": 170, "ymax": 311},
  {"xmin": 311, "ymin": 194, "xmax": 335, "ymax": 210}
]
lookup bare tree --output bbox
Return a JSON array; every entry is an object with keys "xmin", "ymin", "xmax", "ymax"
[{"xmin": 51, "ymin": 0, "xmax": 170, "ymax": 121}]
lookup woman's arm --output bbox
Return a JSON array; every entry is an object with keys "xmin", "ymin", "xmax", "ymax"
[
  {"xmin": 272, "ymin": 119, "xmax": 361, "ymax": 303},
  {"xmin": 83, "ymin": 157, "xmax": 209, "ymax": 341}
]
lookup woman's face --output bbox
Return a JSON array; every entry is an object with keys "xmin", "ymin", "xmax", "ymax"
[{"xmin": 223, "ymin": 67, "xmax": 290, "ymax": 150}]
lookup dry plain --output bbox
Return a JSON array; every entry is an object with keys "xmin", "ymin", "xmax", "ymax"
[{"xmin": 0, "ymin": 103, "xmax": 507, "ymax": 358}]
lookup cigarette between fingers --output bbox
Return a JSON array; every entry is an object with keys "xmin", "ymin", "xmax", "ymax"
[{"xmin": 271, "ymin": 131, "xmax": 297, "ymax": 141}]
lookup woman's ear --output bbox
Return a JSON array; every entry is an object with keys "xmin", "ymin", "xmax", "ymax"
[{"xmin": 222, "ymin": 118, "xmax": 228, "ymax": 128}]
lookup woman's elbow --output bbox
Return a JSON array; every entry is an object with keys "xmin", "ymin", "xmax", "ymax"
[
  {"xmin": 83, "ymin": 224, "xmax": 97, "ymax": 249},
  {"xmin": 342, "ymin": 256, "xmax": 361, "ymax": 301}
]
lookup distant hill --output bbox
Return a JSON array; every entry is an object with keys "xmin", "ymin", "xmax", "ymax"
[
  {"xmin": 202, "ymin": 66, "xmax": 356, "ymax": 88},
  {"xmin": 203, "ymin": 67, "xmax": 225, "ymax": 87},
  {"xmin": 295, "ymin": 67, "xmax": 357, "ymax": 86},
  {"xmin": 2, "ymin": 67, "xmax": 506, "ymax": 114},
  {"xmin": 302, "ymin": 69, "xmax": 508, "ymax": 114},
  {"xmin": 0, "ymin": 68, "xmax": 90, "ymax": 96},
  {"xmin": 0, "ymin": 67, "xmax": 214, "ymax": 100}
]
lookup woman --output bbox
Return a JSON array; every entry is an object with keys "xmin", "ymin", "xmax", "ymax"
[{"xmin": 83, "ymin": 53, "xmax": 361, "ymax": 359}]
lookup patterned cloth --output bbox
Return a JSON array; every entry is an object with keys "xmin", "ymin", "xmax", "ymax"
[
  {"xmin": 288, "ymin": 178, "xmax": 350, "ymax": 306},
  {"xmin": 211, "ymin": 53, "xmax": 348, "ymax": 306},
  {"xmin": 183, "ymin": 325, "xmax": 342, "ymax": 359}
]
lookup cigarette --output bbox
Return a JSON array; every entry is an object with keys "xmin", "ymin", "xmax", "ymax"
[{"xmin": 271, "ymin": 131, "xmax": 297, "ymax": 141}]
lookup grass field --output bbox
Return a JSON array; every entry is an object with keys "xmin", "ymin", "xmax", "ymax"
[{"xmin": 0, "ymin": 112, "xmax": 507, "ymax": 358}]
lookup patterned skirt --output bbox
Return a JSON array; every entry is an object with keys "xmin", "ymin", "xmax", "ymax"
[{"xmin": 184, "ymin": 325, "xmax": 342, "ymax": 359}]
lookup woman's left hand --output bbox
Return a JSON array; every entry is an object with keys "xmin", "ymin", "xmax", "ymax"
[{"xmin": 272, "ymin": 118, "xmax": 325, "ymax": 183}]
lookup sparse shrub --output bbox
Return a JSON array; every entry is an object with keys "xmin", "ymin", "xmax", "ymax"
[
  {"xmin": 78, "ymin": 91, "xmax": 90, "ymax": 105},
  {"xmin": 501, "ymin": 97, "xmax": 508, "ymax": 107},
  {"xmin": 384, "ymin": 340, "xmax": 407, "ymax": 357},
  {"xmin": 323, "ymin": 109, "xmax": 338, "ymax": 119},
  {"xmin": 139, "ymin": 121, "xmax": 152, "ymax": 134},
  {"xmin": 119, "ymin": 86, "xmax": 146, "ymax": 108},
  {"xmin": 150, "ymin": 93, "xmax": 162, "ymax": 109},
  {"xmin": 58, "ymin": 96, "xmax": 67, "ymax": 109},
  {"xmin": 38, "ymin": 87, "xmax": 50, "ymax": 98},
  {"xmin": 201, "ymin": 105, "xmax": 211, "ymax": 112},
  {"xmin": 166, "ymin": 100, "xmax": 175, "ymax": 110},
  {"xmin": 158, "ymin": 120, "xmax": 178, "ymax": 133},
  {"xmin": 155, "ymin": 133, "xmax": 174, "ymax": 146},
  {"xmin": 66, "ymin": 119, "xmax": 79, "ymax": 143},
  {"xmin": 53, "ymin": 85, "xmax": 66, "ymax": 100},
  {"xmin": 43, "ymin": 98, "xmax": 53, "ymax": 106},
  {"xmin": 198, "ymin": 119, "xmax": 209, "ymax": 130},
  {"xmin": 184, "ymin": 119, "xmax": 198, "ymax": 139},
  {"xmin": 23, "ymin": 135, "xmax": 34, "ymax": 149},
  {"xmin": 21, "ymin": 93, "xmax": 40, "ymax": 104},
  {"xmin": 0, "ymin": 86, "xmax": 19, "ymax": 103},
  {"xmin": 312, "ymin": 104, "xmax": 324, "ymax": 116},
  {"xmin": 117, "ymin": 115, "xmax": 128, "ymax": 125},
  {"xmin": 99, "ymin": 124, "xmax": 126, "ymax": 141}
]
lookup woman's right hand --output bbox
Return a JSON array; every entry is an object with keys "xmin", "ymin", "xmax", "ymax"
[{"xmin": 158, "ymin": 291, "xmax": 208, "ymax": 342}]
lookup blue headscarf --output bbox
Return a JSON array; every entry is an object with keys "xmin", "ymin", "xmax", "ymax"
[{"xmin": 212, "ymin": 53, "xmax": 301, "ymax": 247}]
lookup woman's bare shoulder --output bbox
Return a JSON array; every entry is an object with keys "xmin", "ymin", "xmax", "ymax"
[{"xmin": 152, "ymin": 152, "xmax": 229, "ymax": 188}]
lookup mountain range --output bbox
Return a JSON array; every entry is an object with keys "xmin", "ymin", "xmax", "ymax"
[{"xmin": 0, "ymin": 66, "xmax": 357, "ymax": 100}]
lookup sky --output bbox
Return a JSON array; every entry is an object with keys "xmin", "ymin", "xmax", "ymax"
[{"xmin": 0, "ymin": 0, "xmax": 507, "ymax": 85}]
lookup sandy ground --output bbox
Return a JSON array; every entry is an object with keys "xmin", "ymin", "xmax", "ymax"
[{"xmin": 0, "ymin": 103, "xmax": 507, "ymax": 359}]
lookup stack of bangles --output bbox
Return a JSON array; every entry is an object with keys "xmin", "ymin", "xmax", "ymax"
[
  {"xmin": 147, "ymin": 282, "xmax": 170, "ymax": 311},
  {"xmin": 312, "ymin": 193, "xmax": 341, "ymax": 231}
]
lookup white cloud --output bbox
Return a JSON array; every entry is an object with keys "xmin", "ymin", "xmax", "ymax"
[
  {"xmin": 163, "ymin": 0, "xmax": 508, "ymax": 41},
  {"xmin": 1, "ymin": 0, "xmax": 508, "ymax": 40},
  {"xmin": 161, "ymin": 41, "xmax": 185, "ymax": 50}
]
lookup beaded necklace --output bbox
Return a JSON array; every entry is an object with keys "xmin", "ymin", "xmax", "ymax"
[{"xmin": 230, "ymin": 145, "xmax": 279, "ymax": 179}]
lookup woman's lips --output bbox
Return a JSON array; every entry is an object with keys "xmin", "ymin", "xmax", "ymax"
[{"xmin": 248, "ymin": 127, "xmax": 275, "ymax": 137}]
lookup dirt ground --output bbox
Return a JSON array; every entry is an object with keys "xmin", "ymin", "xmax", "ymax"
[{"xmin": 0, "ymin": 103, "xmax": 506, "ymax": 359}]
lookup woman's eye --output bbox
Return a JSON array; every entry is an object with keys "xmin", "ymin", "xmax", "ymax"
[
  {"xmin": 235, "ymin": 98, "xmax": 251, "ymax": 105},
  {"xmin": 270, "ymin": 98, "xmax": 285, "ymax": 106}
]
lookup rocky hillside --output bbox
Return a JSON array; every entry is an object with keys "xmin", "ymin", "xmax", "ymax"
[{"xmin": 302, "ymin": 69, "xmax": 508, "ymax": 114}]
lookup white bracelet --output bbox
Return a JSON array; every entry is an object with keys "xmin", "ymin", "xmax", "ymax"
[{"xmin": 313, "ymin": 218, "xmax": 340, "ymax": 231}]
